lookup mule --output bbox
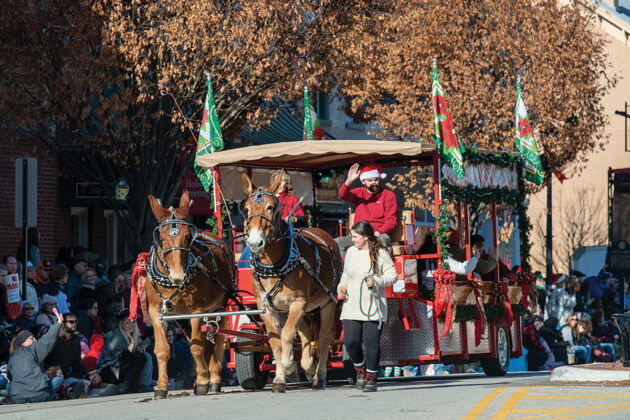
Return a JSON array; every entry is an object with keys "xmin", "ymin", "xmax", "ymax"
[
  {"xmin": 240, "ymin": 172, "xmax": 342, "ymax": 392},
  {"xmin": 146, "ymin": 191, "xmax": 235, "ymax": 399}
]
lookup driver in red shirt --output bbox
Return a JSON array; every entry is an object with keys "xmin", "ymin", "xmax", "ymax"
[{"xmin": 336, "ymin": 163, "xmax": 397, "ymax": 255}]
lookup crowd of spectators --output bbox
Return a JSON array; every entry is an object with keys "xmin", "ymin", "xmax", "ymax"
[
  {"xmin": 0, "ymin": 234, "xmax": 200, "ymax": 404},
  {"xmin": 521, "ymin": 267, "xmax": 626, "ymax": 371}
]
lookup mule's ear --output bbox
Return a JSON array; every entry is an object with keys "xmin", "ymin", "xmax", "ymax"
[
  {"xmin": 241, "ymin": 172, "xmax": 255, "ymax": 195},
  {"xmin": 180, "ymin": 191, "xmax": 192, "ymax": 210},
  {"xmin": 148, "ymin": 195, "xmax": 169, "ymax": 222}
]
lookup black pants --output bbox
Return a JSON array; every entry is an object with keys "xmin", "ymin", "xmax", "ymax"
[
  {"xmin": 343, "ymin": 320, "xmax": 382, "ymax": 372},
  {"xmin": 526, "ymin": 348, "xmax": 548, "ymax": 371},
  {"xmin": 100, "ymin": 351, "xmax": 146, "ymax": 390}
]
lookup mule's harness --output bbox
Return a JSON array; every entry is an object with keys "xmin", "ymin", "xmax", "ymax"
[
  {"xmin": 241, "ymin": 190, "xmax": 338, "ymax": 313},
  {"xmin": 149, "ymin": 212, "xmax": 238, "ymax": 315}
]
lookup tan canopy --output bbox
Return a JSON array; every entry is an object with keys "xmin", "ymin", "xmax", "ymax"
[{"xmin": 196, "ymin": 140, "xmax": 436, "ymax": 171}]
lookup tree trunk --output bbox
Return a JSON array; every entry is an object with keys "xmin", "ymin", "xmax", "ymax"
[{"xmin": 546, "ymin": 171, "xmax": 553, "ymax": 285}]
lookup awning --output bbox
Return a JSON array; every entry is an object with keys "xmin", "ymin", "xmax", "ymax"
[{"xmin": 196, "ymin": 140, "xmax": 436, "ymax": 171}]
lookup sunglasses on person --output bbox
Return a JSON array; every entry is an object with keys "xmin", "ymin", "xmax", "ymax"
[
  {"xmin": 65, "ymin": 320, "xmax": 78, "ymax": 324},
  {"xmin": 24, "ymin": 307, "xmax": 34, "ymax": 311},
  {"xmin": 570, "ymin": 318, "xmax": 578, "ymax": 321}
]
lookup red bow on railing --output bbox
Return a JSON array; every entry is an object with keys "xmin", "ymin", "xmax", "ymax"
[
  {"xmin": 518, "ymin": 271, "xmax": 538, "ymax": 311},
  {"xmin": 434, "ymin": 268, "xmax": 457, "ymax": 340},
  {"xmin": 467, "ymin": 275, "xmax": 487, "ymax": 347},
  {"xmin": 130, "ymin": 252, "xmax": 150, "ymax": 322},
  {"xmin": 494, "ymin": 280, "xmax": 513, "ymax": 331}
]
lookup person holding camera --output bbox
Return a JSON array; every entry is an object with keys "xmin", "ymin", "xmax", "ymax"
[
  {"xmin": 96, "ymin": 308, "xmax": 152, "ymax": 393},
  {"xmin": 337, "ymin": 221, "xmax": 397, "ymax": 392}
]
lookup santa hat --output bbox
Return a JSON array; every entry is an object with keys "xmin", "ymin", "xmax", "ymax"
[
  {"xmin": 359, "ymin": 165, "xmax": 386, "ymax": 181},
  {"xmin": 551, "ymin": 273, "xmax": 566, "ymax": 285}
]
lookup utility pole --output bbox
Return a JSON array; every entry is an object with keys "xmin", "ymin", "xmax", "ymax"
[{"xmin": 546, "ymin": 170, "xmax": 553, "ymax": 285}]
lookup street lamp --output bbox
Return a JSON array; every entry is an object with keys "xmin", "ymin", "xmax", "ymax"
[{"xmin": 116, "ymin": 178, "xmax": 129, "ymax": 202}]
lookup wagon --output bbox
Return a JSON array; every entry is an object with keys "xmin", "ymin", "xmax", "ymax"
[{"xmin": 167, "ymin": 139, "xmax": 533, "ymax": 389}]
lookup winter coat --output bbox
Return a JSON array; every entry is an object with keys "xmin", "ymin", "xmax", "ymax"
[
  {"xmin": 7, "ymin": 323, "xmax": 61, "ymax": 401},
  {"xmin": 544, "ymin": 286, "xmax": 576, "ymax": 327},
  {"xmin": 338, "ymin": 247, "xmax": 397, "ymax": 322}
]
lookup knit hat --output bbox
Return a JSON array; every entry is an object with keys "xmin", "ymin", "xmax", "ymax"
[
  {"xmin": 38, "ymin": 260, "xmax": 53, "ymax": 270},
  {"xmin": 26, "ymin": 261, "xmax": 35, "ymax": 269},
  {"xmin": 116, "ymin": 307, "xmax": 130, "ymax": 320},
  {"xmin": 41, "ymin": 294, "xmax": 57, "ymax": 306},
  {"xmin": 446, "ymin": 228, "xmax": 461, "ymax": 245},
  {"xmin": 359, "ymin": 165, "xmax": 386, "ymax": 181},
  {"xmin": 14, "ymin": 330, "xmax": 34, "ymax": 347}
]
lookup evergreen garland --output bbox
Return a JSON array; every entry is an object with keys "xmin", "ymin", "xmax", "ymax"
[
  {"xmin": 439, "ymin": 148, "xmax": 532, "ymax": 271},
  {"xmin": 205, "ymin": 197, "xmax": 237, "ymax": 240},
  {"xmin": 433, "ymin": 203, "xmax": 452, "ymax": 269}
]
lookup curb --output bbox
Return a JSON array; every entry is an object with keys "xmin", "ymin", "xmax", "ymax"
[{"xmin": 550, "ymin": 364, "xmax": 630, "ymax": 383}]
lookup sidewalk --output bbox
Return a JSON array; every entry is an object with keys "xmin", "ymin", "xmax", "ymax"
[{"xmin": 550, "ymin": 362, "xmax": 630, "ymax": 384}]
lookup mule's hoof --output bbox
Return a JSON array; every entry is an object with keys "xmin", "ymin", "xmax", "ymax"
[
  {"xmin": 194, "ymin": 383, "xmax": 209, "ymax": 395},
  {"xmin": 313, "ymin": 379, "xmax": 326, "ymax": 390},
  {"xmin": 209, "ymin": 383, "xmax": 221, "ymax": 394},
  {"xmin": 271, "ymin": 383, "xmax": 286, "ymax": 393},
  {"xmin": 154, "ymin": 389, "xmax": 168, "ymax": 400}
]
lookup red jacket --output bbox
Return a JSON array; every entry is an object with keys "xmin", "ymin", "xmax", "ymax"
[
  {"xmin": 339, "ymin": 183, "xmax": 397, "ymax": 235},
  {"xmin": 278, "ymin": 192, "xmax": 305, "ymax": 218}
]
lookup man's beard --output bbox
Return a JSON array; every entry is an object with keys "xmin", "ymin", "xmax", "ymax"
[{"xmin": 367, "ymin": 184, "xmax": 381, "ymax": 193}]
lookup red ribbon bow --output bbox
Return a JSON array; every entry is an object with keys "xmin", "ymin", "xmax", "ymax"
[{"xmin": 434, "ymin": 268, "xmax": 457, "ymax": 340}]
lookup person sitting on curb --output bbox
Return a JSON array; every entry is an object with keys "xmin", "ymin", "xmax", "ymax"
[{"xmin": 7, "ymin": 307, "xmax": 65, "ymax": 403}]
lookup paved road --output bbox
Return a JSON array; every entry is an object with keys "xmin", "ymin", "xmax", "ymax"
[{"xmin": 2, "ymin": 372, "xmax": 630, "ymax": 420}]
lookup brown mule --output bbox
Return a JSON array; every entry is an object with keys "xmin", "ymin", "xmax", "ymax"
[
  {"xmin": 146, "ymin": 191, "xmax": 235, "ymax": 399},
  {"xmin": 240, "ymin": 172, "xmax": 342, "ymax": 392}
]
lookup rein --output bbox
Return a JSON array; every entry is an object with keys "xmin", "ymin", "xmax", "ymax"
[{"xmin": 359, "ymin": 276, "xmax": 383, "ymax": 330}]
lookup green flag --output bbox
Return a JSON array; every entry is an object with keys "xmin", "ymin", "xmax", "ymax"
[
  {"xmin": 432, "ymin": 59, "xmax": 465, "ymax": 179},
  {"xmin": 303, "ymin": 86, "xmax": 314, "ymax": 141},
  {"xmin": 515, "ymin": 76, "xmax": 544, "ymax": 185},
  {"xmin": 194, "ymin": 75, "xmax": 224, "ymax": 192}
]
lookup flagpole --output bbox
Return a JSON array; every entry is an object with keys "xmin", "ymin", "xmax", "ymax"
[{"xmin": 433, "ymin": 58, "xmax": 443, "ymax": 203}]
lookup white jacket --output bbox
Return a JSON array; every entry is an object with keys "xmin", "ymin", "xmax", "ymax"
[
  {"xmin": 544, "ymin": 286, "xmax": 576, "ymax": 326},
  {"xmin": 338, "ymin": 247, "xmax": 397, "ymax": 322}
]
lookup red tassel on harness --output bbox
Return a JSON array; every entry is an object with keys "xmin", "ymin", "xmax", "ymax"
[{"xmin": 131, "ymin": 252, "xmax": 150, "ymax": 321}]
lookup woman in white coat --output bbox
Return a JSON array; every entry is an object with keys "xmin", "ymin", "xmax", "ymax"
[{"xmin": 337, "ymin": 221, "xmax": 397, "ymax": 392}]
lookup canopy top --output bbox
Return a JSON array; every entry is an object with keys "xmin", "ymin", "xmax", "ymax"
[{"xmin": 196, "ymin": 140, "xmax": 437, "ymax": 172}]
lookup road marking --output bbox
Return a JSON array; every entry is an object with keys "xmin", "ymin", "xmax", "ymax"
[
  {"xmin": 463, "ymin": 387, "xmax": 508, "ymax": 420},
  {"xmin": 523, "ymin": 394, "xmax": 630, "ymax": 399},
  {"xmin": 492, "ymin": 387, "xmax": 532, "ymax": 420},
  {"xmin": 542, "ymin": 403, "xmax": 630, "ymax": 420},
  {"xmin": 513, "ymin": 402, "xmax": 630, "ymax": 420}
]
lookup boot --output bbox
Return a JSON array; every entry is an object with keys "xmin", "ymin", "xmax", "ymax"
[
  {"xmin": 354, "ymin": 364, "xmax": 366, "ymax": 390},
  {"xmin": 363, "ymin": 371, "xmax": 377, "ymax": 392}
]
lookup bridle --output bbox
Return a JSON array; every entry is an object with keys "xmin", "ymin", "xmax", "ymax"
[
  {"xmin": 239, "ymin": 187, "xmax": 282, "ymax": 241},
  {"xmin": 152, "ymin": 210, "xmax": 198, "ymax": 269},
  {"xmin": 150, "ymin": 211, "xmax": 200, "ymax": 314}
]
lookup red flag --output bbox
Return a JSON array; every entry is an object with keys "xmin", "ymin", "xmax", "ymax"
[{"xmin": 554, "ymin": 171, "xmax": 567, "ymax": 183}]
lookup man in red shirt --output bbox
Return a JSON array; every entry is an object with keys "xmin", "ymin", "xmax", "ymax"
[{"xmin": 336, "ymin": 163, "xmax": 397, "ymax": 255}]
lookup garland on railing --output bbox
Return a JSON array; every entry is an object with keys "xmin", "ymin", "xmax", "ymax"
[
  {"xmin": 439, "ymin": 149, "xmax": 533, "ymax": 272},
  {"xmin": 453, "ymin": 303, "xmax": 525, "ymax": 323},
  {"xmin": 433, "ymin": 203, "xmax": 453, "ymax": 268}
]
